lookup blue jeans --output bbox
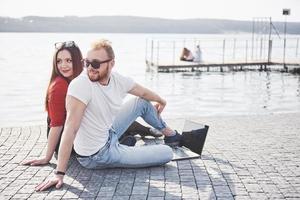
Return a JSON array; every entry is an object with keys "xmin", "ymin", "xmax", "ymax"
[{"xmin": 77, "ymin": 97, "xmax": 173, "ymax": 169}]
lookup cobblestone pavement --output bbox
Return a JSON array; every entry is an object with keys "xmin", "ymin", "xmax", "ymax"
[{"xmin": 0, "ymin": 113, "xmax": 300, "ymax": 199}]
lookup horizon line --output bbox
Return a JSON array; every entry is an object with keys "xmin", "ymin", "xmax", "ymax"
[{"xmin": 1, "ymin": 15, "xmax": 299, "ymax": 23}]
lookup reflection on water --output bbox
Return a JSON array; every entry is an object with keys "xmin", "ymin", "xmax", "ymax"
[{"xmin": 143, "ymin": 71, "xmax": 300, "ymax": 119}]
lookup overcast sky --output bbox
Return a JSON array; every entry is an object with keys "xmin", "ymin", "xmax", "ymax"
[{"xmin": 0, "ymin": 0, "xmax": 299, "ymax": 22}]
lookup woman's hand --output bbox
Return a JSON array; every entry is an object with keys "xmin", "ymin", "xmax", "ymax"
[{"xmin": 22, "ymin": 157, "xmax": 50, "ymax": 166}]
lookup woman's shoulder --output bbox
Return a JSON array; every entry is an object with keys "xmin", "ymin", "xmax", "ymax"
[
  {"xmin": 54, "ymin": 76, "xmax": 69, "ymax": 84},
  {"xmin": 49, "ymin": 76, "xmax": 69, "ymax": 92}
]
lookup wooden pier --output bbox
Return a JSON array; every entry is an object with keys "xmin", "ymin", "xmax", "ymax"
[
  {"xmin": 145, "ymin": 36, "xmax": 300, "ymax": 73},
  {"xmin": 146, "ymin": 60, "xmax": 300, "ymax": 72}
]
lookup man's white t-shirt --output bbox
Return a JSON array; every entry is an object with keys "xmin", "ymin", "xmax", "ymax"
[{"xmin": 67, "ymin": 70, "xmax": 135, "ymax": 156}]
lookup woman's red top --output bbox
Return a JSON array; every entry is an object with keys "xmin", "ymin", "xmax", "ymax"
[{"xmin": 47, "ymin": 76, "xmax": 69, "ymax": 127}]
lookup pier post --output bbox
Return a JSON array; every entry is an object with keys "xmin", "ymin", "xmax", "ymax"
[
  {"xmin": 222, "ymin": 39, "xmax": 226, "ymax": 64},
  {"xmin": 283, "ymin": 38, "xmax": 287, "ymax": 71},
  {"xmin": 251, "ymin": 18, "xmax": 255, "ymax": 60},
  {"xmin": 283, "ymin": 11, "xmax": 289, "ymax": 71},
  {"xmin": 260, "ymin": 38, "xmax": 263, "ymax": 60},
  {"xmin": 267, "ymin": 17, "xmax": 272, "ymax": 64},
  {"xmin": 267, "ymin": 40, "xmax": 272, "ymax": 63},
  {"xmin": 156, "ymin": 41, "xmax": 160, "ymax": 66},
  {"xmin": 151, "ymin": 40, "xmax": 154, "ymax": 65},
  {"xmin": 172, "ymin": 41, "xmax": 176, "ymax": 65},
  {"xmin": 296, "ymin": 38, "xmax": 299, "ymax": 57},
  {"xmin": 145, "ymin": 39, "xmax": 148, "ymax": 63},
  {"xmin": 233, "ymin": 38, "xmax": 236, "ymax": 60},
  {"xmin": 245, "ymin": 40, "xmax": 248, "ymax": 63}
]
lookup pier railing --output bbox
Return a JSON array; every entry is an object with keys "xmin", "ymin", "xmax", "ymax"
[{"xmin": 145, "ymin": 37, "xmax": 300, "ymax": 71}]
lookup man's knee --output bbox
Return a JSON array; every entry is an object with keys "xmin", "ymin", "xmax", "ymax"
[
  {"xmin": 136, "ymin": 97, "xmax": 152, "ymax": 110},
  {"xmin": 137, "ymin": 97, "xmax": 150, "ymax": 105}
]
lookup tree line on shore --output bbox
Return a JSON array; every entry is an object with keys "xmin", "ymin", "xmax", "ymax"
[{"xmin": 0, "ymin": 16, "xmax": 299, "ymax": 34}]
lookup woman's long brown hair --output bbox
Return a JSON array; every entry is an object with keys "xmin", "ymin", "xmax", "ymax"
[{"xmin": 45, "ymin": 43, "xmax": 83, "ymax": 111}]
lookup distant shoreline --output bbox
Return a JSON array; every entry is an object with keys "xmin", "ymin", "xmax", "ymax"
[
  {"xmin": 1, "ymin": 16, "xmax": 300, "ymax": 34},
  {"xmin": 0, "ymin": 31, "xmax": 251, "ymax": 34}
]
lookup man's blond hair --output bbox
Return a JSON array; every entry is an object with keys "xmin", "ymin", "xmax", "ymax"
[{"xmin": 91, "ymin": 39, "xmax": 115, "ymax": 59}]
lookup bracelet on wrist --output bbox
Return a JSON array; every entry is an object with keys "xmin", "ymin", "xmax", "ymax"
[{"xmin": 54, "ymin": 170, "xmax": 65, "ymax": 176}]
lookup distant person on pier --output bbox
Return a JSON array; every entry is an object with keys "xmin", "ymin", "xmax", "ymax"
[
  {"xmin": 22, "ymin": 41, "xmax": 161, "ymax": 166},
  {"xmin": 193, "ymin": 45, "xmax": 203, "ymax": 63},
  {"xmin": 180, "ymin": 47, "xmax": 194, "ymax": 61}
]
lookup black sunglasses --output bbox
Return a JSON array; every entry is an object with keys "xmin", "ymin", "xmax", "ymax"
[
  {"xmin": 55, "ymin": 41, "xmax": 78, "ymax": 49},
  {"xmin": 82, "ymin": 58, "xmax": 113, "ymax": 69}
]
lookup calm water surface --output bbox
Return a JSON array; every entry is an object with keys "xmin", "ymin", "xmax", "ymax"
[{"xmin": 0, "ymin": 33, "xmax": 299, "ymax": 127}]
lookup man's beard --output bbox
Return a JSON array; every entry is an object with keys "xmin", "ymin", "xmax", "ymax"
[{"xmin": 87, "ymin": 67, "xmax": 109, "ymax": 82}]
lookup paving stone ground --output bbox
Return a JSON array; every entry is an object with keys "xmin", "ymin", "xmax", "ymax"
[{"xmin": 0, "ymin": 113, "xmax": 300, "ymax": 200}]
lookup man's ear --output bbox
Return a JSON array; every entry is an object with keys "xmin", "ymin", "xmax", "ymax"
[{"xmin": 110, "ymin": 59, "xmax": 115, "ymax": 68}]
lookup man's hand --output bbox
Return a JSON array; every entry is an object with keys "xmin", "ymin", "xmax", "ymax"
[
  {"xmin": 154, "ymin": 99, "xmax": 166, "ymax": 115},
  {"xmin": 22, "ymin": 157, "xmax": 50, "ymax": 166},
  {"xmin": 129, "ymin": 83, "xmax": 167, "ymax": 115},
  {"xmin": 35, "ymin": 174, "xmax": 64, "ymax": 191}
]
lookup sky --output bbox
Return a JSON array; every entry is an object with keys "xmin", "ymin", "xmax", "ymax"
[{"xmin": 0, "ymin": 0, "xmax": 299, "ymax": 22}]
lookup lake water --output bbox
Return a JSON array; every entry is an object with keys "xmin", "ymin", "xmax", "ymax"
[{"xmin": 0, "ymin": 33, "xmax": 300, "ymax": 127}]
